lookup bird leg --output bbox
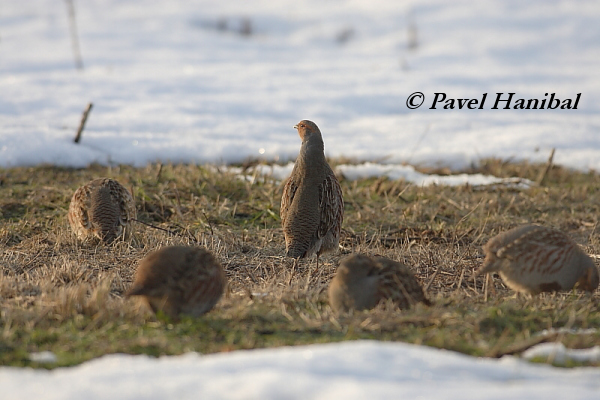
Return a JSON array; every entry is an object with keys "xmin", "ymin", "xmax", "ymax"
[
  {"xmin": 488, "ymin": 274, "xmax": 497, "ymax": 296},
  {"xmin": 484, "ymin": 273, "xmax": 489, "ymax": 301},
  {"xmin": 287, "ymin": 257, "xmax": 298, "ymax": 286}
]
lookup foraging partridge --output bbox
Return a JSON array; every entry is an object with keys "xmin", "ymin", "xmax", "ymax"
[
  {"xmin": 126, "ymin": 246, "xmax": 226, "ymax": 319},
  {"xmin": 281, "ymin": 120, "xmax": 343, "ymax": 268},
  {"xmin": 477, "ymin": 224, "xmax": 599, "ymax": 295},
  {"xmin": 328, "ymin": 254, "xmax": 431, "ymax": 314},
  {"xmin": 68, "ymin": 178, "xmax": 136, "ymax": 243}
]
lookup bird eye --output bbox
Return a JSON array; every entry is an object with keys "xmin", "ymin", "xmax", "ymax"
[{"xmin": 300, "ymin": 124, "xmax": 305, "ymax": 128}]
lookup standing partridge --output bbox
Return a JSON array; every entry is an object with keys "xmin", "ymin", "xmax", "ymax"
[
  {"xmin": 126, "ymin": 246, "xmax": 226, "ymax": 319},
  {"xmin": 477, "ymin": 224, "xmax": 599, "ymax": 295},
  {"xmin": 281, "ymin": 120, "xmax": 344, "ymax": 268},
  {"xmin": 328, "ymin": 254, "xmax": 431, "ymax": 314},
  {"xmin": 68, "ymin": 178, "xmax": 136, "ymax": 243}
]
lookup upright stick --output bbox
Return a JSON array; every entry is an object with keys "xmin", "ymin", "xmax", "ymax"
[
  {"xmin": 74, "ymin": 102, "xmax": 93, "ymax": 143},
  {"xmin": 65, "ymin": 0, "xmax": 84, "ymax": 70}
]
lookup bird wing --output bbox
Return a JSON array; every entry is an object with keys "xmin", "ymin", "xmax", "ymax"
[
  {"xmin": 280, "ymin": 176, "xmax": 298, "ymax": 228},
  {"xmin": 107, "ymin": 180, "xmax": 136, "ymax": 225},
  {"xmin": 68, "ymin": 185, "xmax": 93, "ymax": 234},
  {"xmin": 479, "ymin": 225, "xmax": 577, "ymax": 276},
  {"xmin": 495, "ymin": 226, "xmax": 573, "ymax": 260},
  {"xmin": 317, "ymin": 173, "xmax": 343, "ymax": 239}
]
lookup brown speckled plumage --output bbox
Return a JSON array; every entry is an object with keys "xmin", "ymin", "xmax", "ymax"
[
  {"xmin": 126, "ymin": 246, "xmax": 226, "ymax": 319},
  {"xmin": 328, "ymin": 254, "xmax": 431, "ymax": 314},
  {"xmin": 68, "ymin": 178, "xmax": 136, "ymax": 243},
  {"xmin": 477, "ymin": 224, "xmax": 599, "ymax": 295},
  {"xmin": 281, "ymin": 120, "xmax": 343, "ymax": 266}
]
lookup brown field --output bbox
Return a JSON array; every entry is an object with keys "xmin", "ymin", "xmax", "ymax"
[{"xmin": 1, "ymin": 159, "xmax": 599, "ymax": 368}]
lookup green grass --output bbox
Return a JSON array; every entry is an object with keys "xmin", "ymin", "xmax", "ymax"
[{"xmin": 1, "ymin": 159, "xmax": 599, "ymax": 368}]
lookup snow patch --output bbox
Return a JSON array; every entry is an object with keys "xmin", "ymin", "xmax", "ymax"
[
  {"xmin": 3, "ymin": 341, "xmax": 600, "ymax": 400},
  {"xmin": 523, "ymin": 343, "xmax": 600, "ymax": 366}
]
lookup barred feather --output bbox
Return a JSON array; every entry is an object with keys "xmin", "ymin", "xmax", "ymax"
[
  {"xmin": 328, "ymin": 254, "xmax": 430, "ymax": 314},
  {"xmin": 126, "ymin": 246, "xmax": 226, "ymax": 319},
  {"xmin": 281, "ymin": 120, "xmax": 344, "ymax": 260},
  {"xmin": 67, "ymin": 178, "xmax": 136, "ymax": 243},
  {"xmin": 477, "ymin": 224, "xmax": 599, "ymax": 294}
]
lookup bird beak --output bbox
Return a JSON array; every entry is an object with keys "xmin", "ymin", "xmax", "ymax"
[{"xmin": 293, "ymin": 125, "xmax": 298, "ymax": 129}]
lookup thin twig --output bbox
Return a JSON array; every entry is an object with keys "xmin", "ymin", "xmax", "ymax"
[
  {"xmin": 536, "ymin": 148, "xmax": 555, "ymax": 186},
  {"xmin": 133, "ymin": 218, "xmax": 200, "ymax": 243},
  {"xmin": 490, "ymin": 332, "xmax": 560, "ymax": 358},
  {"xmin": 484, "ymin": 273, "xmax": 490, "ymax": 301},
  {"xmin": 132, "ymin": 219, "xmax": 178, "ymax": 236},
  {"xmin": 287, "ymin": 258, "xmax": 298, "ymax": 286},
  {"xmin": 587, "ymin": 221, "xmax": 598, "ymax": 244},
  {"xmin": 202, "ymin": 211, "xmax": 214, "ymax": 235},
  {"xmin": 65, "ymin": 0, "xmax": 84, "ymax": 70},
  {"xmin": 424, "ymin": 266, "xmax": 440, "ymax": 292},
  {"xmin": 456, "ymin": 265, "xmax": 465, "ymax": 290},
  {"xmin": 172, "ymin": 223, "xmax": 200, "ymax": 243},
  {"xmin": 73, "ymin": 102, "xmax": 93, "ymax": 143},
  {"xmin": 407, "ymin": 10, "xmax": 418, "ymax": 50},
  {"xmin": 155, "ymin": 163, "xmax": 163, "ymax": 183}
]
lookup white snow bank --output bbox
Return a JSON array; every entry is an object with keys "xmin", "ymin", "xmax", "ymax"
[
  {"xmin": 237, "ymin": 162, "xmax": 534, "ymax": 188},
  {"xmin": 335, "ymin": 162, "xmax": 534, "ymax": 187},
  {"xmin": 523, "ymin": 343, "xmax": 600, "ymax": 366},
  {"xmin": 1, "ymin": 0, "xmax": 600, "ymax": 171},
  {"xmin": 2, "ymin": 341, "xmax": 600, "ymax": 400}
]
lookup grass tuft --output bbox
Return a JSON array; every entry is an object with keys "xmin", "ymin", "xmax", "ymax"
[{"xmin": 0, "ymin": 159, "xmax": 599, "ymax": 368}]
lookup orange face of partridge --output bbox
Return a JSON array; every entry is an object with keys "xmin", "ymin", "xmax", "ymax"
[
  {"xmin": 576, "ymin": 265, "xmax": 600, "ymax": 292},
  {"xmin": 294, "ymin": 120, "xmax": 321, "ymax": 143}
]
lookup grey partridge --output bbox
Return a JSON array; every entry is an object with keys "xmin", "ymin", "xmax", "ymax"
[
  {"xmin": 68, "ymin": 178, "xmax": 136, "ymax": 243},
  {"xmin": 281, "ymin": 120, "xmax": 343, "ymax": 268},
  {"xmin": 126, "ymin": 246, "xmax": 226, "ymax": 319},
  {"xmin": 477, "ymin": 224, "xmax": 599, "ymax": 295},
  {"xmin": 328, "ymin": 254, "xmax": 431, "ymax": 314}
]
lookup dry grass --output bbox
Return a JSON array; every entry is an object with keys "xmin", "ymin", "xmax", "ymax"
[{"xmin": 1, "ymin": 160, "xmax": 599, "ymax": 368}]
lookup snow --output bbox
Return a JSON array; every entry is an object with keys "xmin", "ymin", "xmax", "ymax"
[
  {"xmin": 523, "ymin": 343, "xmax": 600, "ymax": 366},
  {"xmin": 335, "ymin": 162, "xmax": 534, "ymax": 187},
  {"xmin": 1, "ymin": 0, "xmax": 600, "ymax": 171},
  {"xmin": 2, "ymin": 0, "xmax": 600, "ymax": 396},
  {"xmin": 2, "ymin": 341, "xmax": 600, "ymax": 400},
  {"xmin": 231, "ymin": 162, "xmax": 535, "ymax": 187},
  {"xmin": 28, "ymin": 351, "xmax": 58, "ymax": 364}
]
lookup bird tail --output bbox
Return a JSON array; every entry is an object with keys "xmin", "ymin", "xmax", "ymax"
[{"xmin": 286, "ymin": 248, "xmax": 306, "ymax": 259}]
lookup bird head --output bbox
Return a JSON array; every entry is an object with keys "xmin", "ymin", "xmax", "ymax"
[
  {"xmin": 294, "ymin": 120, "xmax": 322, "ymax": 144},
  {"xmin": 577, "ymin": 264, "xmax": 600, "ymax": 292}
]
